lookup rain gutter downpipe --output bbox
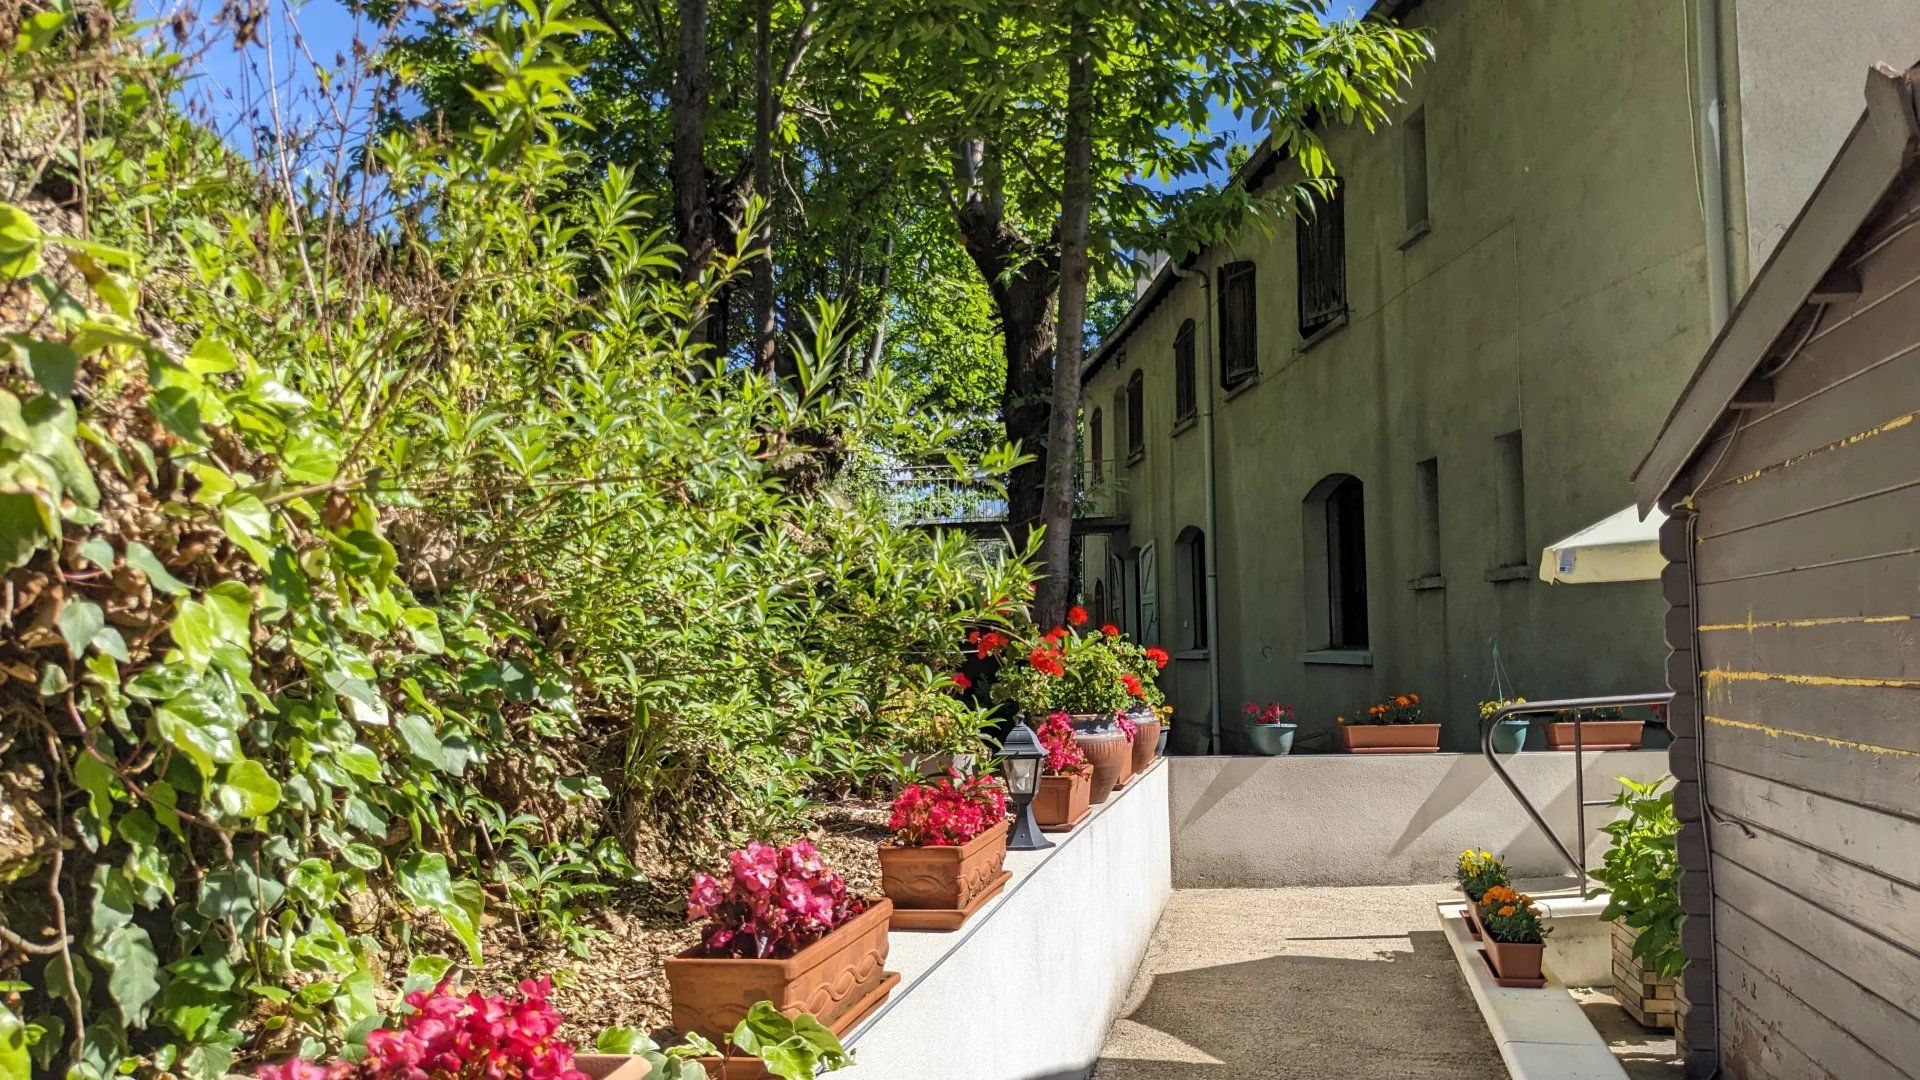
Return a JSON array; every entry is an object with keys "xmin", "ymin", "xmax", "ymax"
[
  {"xmin": 1694, "ymin": 0, "xmax": 1743, "ymax": 329},
  {"xmin": 1169, "ymin": 260, "xmax": 1223, "ymax": 754}
]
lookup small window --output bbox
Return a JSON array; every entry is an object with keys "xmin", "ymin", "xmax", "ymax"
[
  {"xmin": 1495, "ymin": 430, "xmax": 1527, "ymax": 568},
  {"xmin": 1218, "ymin": 262, "xmax": 1258, "ymax": 389},
  {"xmin": 1296, "ymin": 185, "xmax": 1347, "ymax": 338},
  {"xmin": 1125, "ymin": 369, "xmax": 1145, "ymax": 460},
  {"xmin": 1304, "ymin": 474, "xmax": 1368, "ymax": 650},
  {"xmin": 1175, "ymin": 527, "xmax": 1208, "ymax": 651},
  {"xmin": 1415, "ymin": 457, "xmax": 1441, "ymax": 577},
  {"xmin": 1089, "ymin": 408, "xmax": 1104, "ymax": 485},
  {"xmin": 1173, "ymin": 320, "xmax": 1198, "ymax": 422},
  {"xmin": 1403, "ymin": 108, "xmax": 1429, "ymax": 232}
]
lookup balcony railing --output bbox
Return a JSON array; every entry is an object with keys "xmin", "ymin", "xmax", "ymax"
[{"xmin": 878, "ymin": 458, "xmax": 1128, "ymax": 530}]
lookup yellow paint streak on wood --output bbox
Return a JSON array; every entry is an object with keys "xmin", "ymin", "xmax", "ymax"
[
  {"xmin": 1706, "ymin": 715, "xmax": 1920, "ymax": 760},
  {"xmin": 1697, "ymin": 613, "xmax": 1914, "ymax": 632},
  {"xmin": 1701, "ymin": 669, "xmax": 1920, "ymax": 690},
  {"xmin": 1690, "ymin": 411, "xmax": 1917, "ymax": 504}
]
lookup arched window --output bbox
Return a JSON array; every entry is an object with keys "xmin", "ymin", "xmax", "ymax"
[
  {"xmin": 1125, "ymin": 369, "xmax": 1145, "ymax": 460},
  {"xmin": 1304, "ymin": 474, "xmax": 1369, "ymax": 651},
  {"xmin": 1088, "ymin": 408, "xmax": 1104, "ymax": 484},
  {"xmin": 1175, "ymin": 526, "xmax": 1208, "ymax": 651},
  {"xmin": 1173, "ymin": 320, "xmax": 1198, "ymax": 422}
]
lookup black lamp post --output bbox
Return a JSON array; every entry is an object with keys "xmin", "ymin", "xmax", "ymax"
[{"xmin": 999, "ymin": 719, "xmax": 1053, "ymax": 851}]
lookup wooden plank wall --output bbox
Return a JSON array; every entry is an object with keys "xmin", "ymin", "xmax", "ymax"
[{"xmin": 1672, "ymin": 174, "xmax": 1920, "ymax": 1080}]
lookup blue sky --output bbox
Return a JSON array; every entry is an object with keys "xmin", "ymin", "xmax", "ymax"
[{"xmin": 165, "ymin": 0, "xmax": 1368, "ymax": 187}]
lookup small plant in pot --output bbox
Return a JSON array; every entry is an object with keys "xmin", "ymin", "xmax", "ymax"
[
  {"xmin": 991, "ymin": 610, "xmax": 1135, "ymax": 800},
  {"xmin": 1455, "ymin": 848, "xmax": 1510, "ymax": 941},
  {"xmin": 1479, "ymin": 884, "xmax": 1551, "ymax": 986},
  {"xmin": 1103, "ymin": 624, "xmax": 1171, "ymax": 772},
  {"xmin": 1545, "ymin": 705, "xmax": 1646, "ymax": 750},
  {"xmin": 666, "ymin": 841, "xmax": 896, "ymax": 1048},
  {"xmin": 1031, "ymin": 711, "xmax": 1094, "ymax": 831},
  {"xmin": 879, "ymin": 772, "xmax": 1013, "ymax": 929},
  {"xmin": 1481, "ymin": 697, "xmax": 1531, "ymax": 753},
  {"xmin": 1589, "ymin": 776, "xmax": 1682, "ymax": 1028},
  {"xmin": 1242, "ymin": 701, "xmax": 1298, "ymax": 756},
  {"xmin": 1336, "ymin": 693, "xmax": 1441, "ymax": 753}
]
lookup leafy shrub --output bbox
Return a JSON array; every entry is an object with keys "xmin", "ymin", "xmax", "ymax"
[{"xmin": 1589, "ymin": 776, "xmax": 1683, "ymax": 977}]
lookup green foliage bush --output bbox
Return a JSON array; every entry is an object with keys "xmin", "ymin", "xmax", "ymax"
[
  {"xmin": 1590, "ymin": 776, "xmax": 1684, "ymax": 978},
  {"xmin": 0, "ymin": 1, "xmax": 1033, "ymax": 1073}
]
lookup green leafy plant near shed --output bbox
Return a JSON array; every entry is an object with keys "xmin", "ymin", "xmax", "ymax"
[{"xmin": 1589, "ymin": 776, "xmax": 1684, "ymax": 978}]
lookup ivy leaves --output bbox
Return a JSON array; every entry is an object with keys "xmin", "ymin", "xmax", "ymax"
[{"xmin": 395, "ymin": 854, "xmax": 485, "ymax": 964}]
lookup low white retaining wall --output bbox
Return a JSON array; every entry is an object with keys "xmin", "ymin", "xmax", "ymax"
[
  {"xmin": 841, "ymin": 760, "xmax": 1172, "ymax": 1080},
  {"xmin": 1169, "ymin": 751, "xmax": 1669, "ymax": 887}
]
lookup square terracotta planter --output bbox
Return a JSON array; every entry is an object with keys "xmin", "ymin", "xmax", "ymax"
[
  {"xmin": 1482, "ymin": 937, "xmax": 1546, "ymax": 987},
  {"xmin": 576, "ymin": 1055, "xmax": 652, "ymax": 1080},
  {"xmin": 1034, "ymin": 770, "xmax": 1092, "ymax": 832},
  {"xmin": 878, "ymin": 819, "xmax": 1010, "ymax": 930},
  {"xmin": 1338, "ymin": 723, "xmax": 1441, "ymax": 753},
  {"xmin": 665, "ymin": 899, "xmax": 896, "ymax": 1045},
  {"xmin": 1544, "ymin": 720, "xmax": 1645, "ymax": 750}
]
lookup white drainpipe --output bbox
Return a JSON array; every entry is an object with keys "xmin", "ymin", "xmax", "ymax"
[
  {"xmin": 1694, "ymin": 0, "xmax": 1742, "ymax": 328},
  {"xmin": 1170, "ymin": 261, "xmax": 1224, "ymax": 754}
]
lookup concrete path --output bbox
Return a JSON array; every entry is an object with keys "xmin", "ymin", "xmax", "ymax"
[{"xmin": 1094, "ymin": 885, "xmax": 1505, "ymax": 1079}]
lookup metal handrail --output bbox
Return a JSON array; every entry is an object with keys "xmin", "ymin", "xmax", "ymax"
[{"xmin": 1480, "ymin": 692, "xmax": 1674, "ymax": 887}]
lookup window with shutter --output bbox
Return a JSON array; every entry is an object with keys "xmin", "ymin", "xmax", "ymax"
[
  {"xmin": 1125, "ymin": 369, "xmax": 1145, "ymax": 460},
  {"xmin": 1218, "ymin": 262, "xmax": 1258, "ymax": 389},
  {"xmin": 1296, "ymin": 185, "xmax": 1347, "ymax": 337},
  {"xmin": 1174, "ymin": 320, "xmax": 1197, "ymax": 421}
]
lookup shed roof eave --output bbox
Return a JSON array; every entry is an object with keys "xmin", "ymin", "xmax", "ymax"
[{"xmin": 1632, "ymin": 61, "xmax": 1920, "ymax": 514}]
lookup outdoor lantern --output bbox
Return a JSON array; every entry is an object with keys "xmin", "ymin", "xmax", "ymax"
[{"xmin": 999, "ymin": 719, "xmax": 1053, "ymax": 851}]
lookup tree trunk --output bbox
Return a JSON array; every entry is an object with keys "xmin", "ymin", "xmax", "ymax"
[
  {"xmin": 671, "ymin": 0, "xmax": 714, "ymax": 295},
  {"xmin": 750, "ymin": 0, "xmax": 781, "ymax": 375},
  {"xmin": 1035, "ymin": 13, "xmax": 1093, "ymax": 627}
]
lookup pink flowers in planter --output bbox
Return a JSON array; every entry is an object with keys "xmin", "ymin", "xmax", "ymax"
[
  {"xmin": 254, "ymin": 977, "xmax": 586, "ymax": 1080},
  {"xmin": 889, "ymin": 773, "xmax": 1009, "ymax": 847},
  {"xmin": 686, "ymin": 840, "xmax": 867, "ymax": 959},
  {"xmin": 1037, "ymin": 712, "xmax": 1090, "ymax": 775},
  {"xmin": 1114, "ymin": 712, "xmax": 1141, "ymax": 742}
]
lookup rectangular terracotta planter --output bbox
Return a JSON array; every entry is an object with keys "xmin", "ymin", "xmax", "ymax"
[
  {"xmin": 1544, "ymin": 719, "xmax": 1645, "ymax": 750},
  {"xmin": 1483, "ymin": 937, "xmax": 1546, "ymax": 984},
  {"xmin": 1338, "ymin": 723, "xmax": 1441, "ymax": 753},
  {"xmin": 1459, "ymin": 889, "xmax": 1482, "ymax": 941},
  {"xmin": 575, "ymin": 1055, "xmax": 652, "ymax": 1080},
  {"xmin": 878, "ymin": 819, "xmax": 1009, "ymax": 912},
  {"xmin": 1033, "ymin": 770, "xmax": 1092, "ymax": 831},
  {"xmin": 665, "ymin": 898, "xmax": 895, "ymax": 1045}
]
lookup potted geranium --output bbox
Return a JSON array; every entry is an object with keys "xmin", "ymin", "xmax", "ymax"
[
  {"xmin": 253, "ymin": 976, "xmax": 652, "ymax": 1080},
  {"xmin": 878, "ymin": 772, "xmax": 1012, "ymax": 930},
  {"xmin": 1481, "ymin": 697, "xmax": 1531, "ymax": 754},
  {"xmin": 1032, "ymin": 711, "xmax": 1094, "ymax": 831},
  {"xmin": 1455, "ymin": 848, "xmax": 1510, "ymax": 942},
  {"xmin": 1100, "ymin": 622, "xmax": 1170, "ymax": 774},
  {"xmin": 1545, "ymin": 705, "xmax": 1646, "ymax": 750},
  {"xmin": 1336, "ymin": 693, "xmax": 1440, "ymax": 753},
  {"xmin": 1242, "ymin": 702, "xmax": 1298, "ymax": 756},
  {"xmin": 1478, "ymin": 884, "xmax": 1551, "ymax": 986},
  {"xmin": 992, "ymin": 608, "xmax": 1135, "ymax": 800},
  {"xmin": 666, "ymin": 841, "xmax": 896, "ymax": 1046}
]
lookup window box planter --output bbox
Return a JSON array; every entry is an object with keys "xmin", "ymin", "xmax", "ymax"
[
  {"xmin": 1544, "ymin": 719, "xmax": 1644, "ymax": 751},
  {"xmin": 1459, "ymin": 889, "xmax": 1483, "ymax": 941},
  {"xmin": 1480, "ymin": 938, "xmax": 1546, "ymax": 987},
  {"xmin": 577, "ymin": 1056, "xmax": 653, "ymax": 1080},
  {"xmin": 1035, "ymin": 770, "xmax": 1093, "ymax": 833},
  {"xmin": 1130, "ymin": 716, "xmax": 1162, "ymax": 772},
  {"xmin": 878, "ymin": 819, "xmax": 1012, "ymax": 931},
  {"xmin": 665, "ymin": 899, "xmax": 898, "ymax": 1046},
  {"xmin": 1337, "ymin": 723, "xmax": 1441, "ymax": 753},
  {"xmin": 1246, "ymin": 723, "xmax": 1297, "ymax": 756}
]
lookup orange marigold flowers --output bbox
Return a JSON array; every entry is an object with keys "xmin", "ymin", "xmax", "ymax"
[{"xmin": 1066, "ymin": 605, "xmax": 1088, "ymax": 626}]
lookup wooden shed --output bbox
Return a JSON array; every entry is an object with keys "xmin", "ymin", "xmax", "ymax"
[{"xmin": 1634, "ymin": 61, "xmax": 1920, "ymax": 1080}]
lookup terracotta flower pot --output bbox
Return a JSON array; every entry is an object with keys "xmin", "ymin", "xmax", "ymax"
[
  {"xmin": 665, "ymin": 899, "xmax": 895, "ymax": 1045},
  {"xmin": 576, "ymin": 1056, "xmax": 652, "ymax": 1080},
  {"xmin": 1130, "ymin": 718, "xmax": 1161, "ymax": 772},
  {"xmin": 1034, "ymin": 770, "xmax": 1092, "ymax": 831},
  {"xmin": 1110, "ymin": 732, "xmax": 1138, "ymax": 791},
  {"xmin": 1459, "ymin": 889, "xmax": 1483, "ymax": 941},
  {"xmin": 1074, "ymin": 729, "xmax": 1132, "ymax": 802},
  {"xmin": 1544, "ymin": 719, "xmax": 1644, "ymax": 750},
  {"xmin": 1337, "ymin": 723, "xmax": 1442, "ymax": 754},
  {"xmin": 1483, "ymin": 937, "xmax": 1546, "ymax": 983},
  {"xmin": 878, "ymin": 819, "xmax": 1009, "ymax": 912}
]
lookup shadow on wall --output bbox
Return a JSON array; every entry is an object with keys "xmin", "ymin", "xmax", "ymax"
[{"xmin": 1071, "ymin": 931, "xmax": 1497, "ymax": 1079}]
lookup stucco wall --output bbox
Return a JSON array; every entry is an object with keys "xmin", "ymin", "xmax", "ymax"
[
  {"xmin": 1083, "ymin": 0, "xmax": 1707, "ymax": 753},
  {"xmin": 841, "ymin": 762, "xmax": 1172, "ymax": 1080},
  {"xmin": 1731, "ymin": 0, "xmax": 1920, "ymax": 270},
  {"xmin": 1168, "ymin": 751, "xmax": 1671, "ymax": 888}
]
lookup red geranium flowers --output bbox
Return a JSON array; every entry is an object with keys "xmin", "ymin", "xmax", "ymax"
[
  {"xmin": 1144, "ymin": 646, "xmax": 1170, "ymax": 670},
  {"xmin": 889, "ymin": 773, "xmax": 1009, "ymax": 847},
  {"xmin": 1066, "ymin": 605, "xmax": 1089, "ymax": 626},
  {"xmin": 686, "ymin": 840, "xmax": 866, "ymax": 959}
]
